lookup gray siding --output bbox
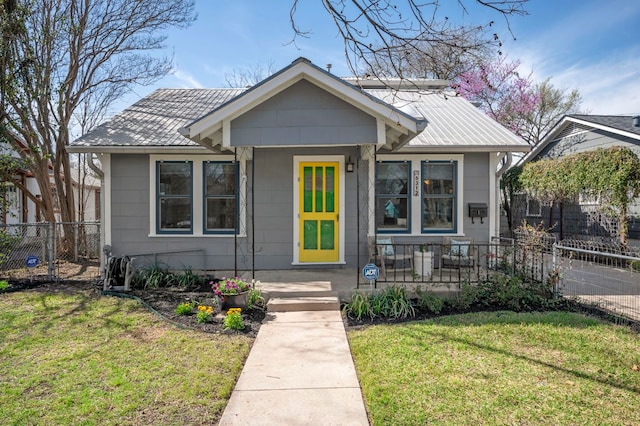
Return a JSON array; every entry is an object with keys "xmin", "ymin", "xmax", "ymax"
[
  {"xmin": 462, "ymin": 152, "xmax": 490, "ymax": 242},
  {"xmin": 231, "ymin": 80, "xmax": 377, "ymax": 147},
  {"xmin": 108, "ymin": 150, "xmax": 494, "ymax": 272},
  {"xmin": 539, "ymin": 129, "xmax": 640, "ymax": 159}
]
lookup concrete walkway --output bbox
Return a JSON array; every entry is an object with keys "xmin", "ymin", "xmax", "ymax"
[{"xmin": 218, "ymin": 310, "xmax": 369, "ymax": 425}]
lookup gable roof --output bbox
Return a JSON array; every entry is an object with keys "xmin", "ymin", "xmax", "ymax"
[
  {"xmin": 69, "ymin": 57, "xmax": 528, "ymax": 154},
  {"xmin": 520, "ymin": 114, "xmax": 640, "ymax": 163},
  {"xmin": 71, "ymin": 89, "xmax": 244, "ymax": 152},
  {"xmin": 178, "ymin": 57, "xmax": 425, "ymax": 150}
]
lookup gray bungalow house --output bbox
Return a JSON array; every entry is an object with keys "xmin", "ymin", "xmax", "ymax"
[
  {"xmin": 69, "ymin": 57, "xmax": 529, "ymax": 274},
  {"xmin": 515, "ymin": 114, "xmax": 640, "ymax": 242}
]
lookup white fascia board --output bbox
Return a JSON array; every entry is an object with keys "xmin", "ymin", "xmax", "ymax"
[
  {"xmin": 569, "ymin": 116, "xmax": 640, "ymax": 141},
  {"xmin": 184, "ymin": 61, "xmax": 421, "ymax": 142}
]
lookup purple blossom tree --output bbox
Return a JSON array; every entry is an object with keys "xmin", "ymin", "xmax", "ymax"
[{"xmin": 452, "ymin": 57, "xmax": 541, "ymax": 143}]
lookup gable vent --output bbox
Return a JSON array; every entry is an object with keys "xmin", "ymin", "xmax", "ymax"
[{"xmin": 557, "ymin": 122, "xmax": 591, "ymax": 139}]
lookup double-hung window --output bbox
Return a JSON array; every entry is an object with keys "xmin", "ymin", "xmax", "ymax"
[
  {"xmin": 422, "ymin": 161, "xmax": 457, "ymax": 233},
  {"xmin": 375, "ymin": 161, "xmax": 409, "ymax": 232},
  {"xmin": 153, "ymin": 156, "xmax": 242, "ymax": 236},
  {"xmin": 157, "ymin": 161, "xmax": 193, "ymax": 233},
  {"xmin": 204, "ymin": 161, "xmax": 238, "ymax": 234},
  {"xmin": 374, "ymin": 156, "xmax": 462, "ymax": 235}
]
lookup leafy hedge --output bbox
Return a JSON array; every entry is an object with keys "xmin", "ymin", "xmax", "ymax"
[{"xmin": 343, "ymin": 273, "xmax": 561, "ymax": 322}]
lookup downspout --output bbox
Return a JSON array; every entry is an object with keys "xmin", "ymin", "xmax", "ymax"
[{"xmin": 494, "ymin": 152, "xmax": 512, "ymax": 239}]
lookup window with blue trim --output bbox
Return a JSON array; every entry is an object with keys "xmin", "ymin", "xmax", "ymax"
[
  {"xmin": 204, "ymin": 162, "xmax": 237, "ymax": 233},
  {"xmin": 375, "ymin": 161, "xmax": 409, "ymax": 232},
  {"xmin": 157, "ymin": 161, "xmax": 192, "ymax": 233},
  {"xmin": 422, "ymin": 161, "xmax": 456, "ymax": 232}
]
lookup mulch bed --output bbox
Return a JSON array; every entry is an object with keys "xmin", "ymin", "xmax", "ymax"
[{"xmin": 0, "ymin": 279, "xmax": 266, "ymax": 336}]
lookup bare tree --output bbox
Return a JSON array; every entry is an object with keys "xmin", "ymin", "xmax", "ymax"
[
  {"xmin": 520, "ymin": 79, "xmax": 583, "ymax": 146},
  {"xmin": 364, "ymin": 25, "xmax": 496, "ymax": 80},
  {"xmin": 0, "ymin": 0, "xmax": 196, "ymax": 236},
  {"xmin": 290, "ymin": 0, "xmax": 528, "ymax": 80},
  {"xmin": 225, "ymin": 60, "xmax": 278, "ymax": 88}
]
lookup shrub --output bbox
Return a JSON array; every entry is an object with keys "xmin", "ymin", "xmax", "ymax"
[{"xmin": 415, "ymin": 287, "xmax": 444, "ymax": 314}]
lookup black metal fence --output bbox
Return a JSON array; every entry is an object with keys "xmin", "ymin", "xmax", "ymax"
[{"xmin": 359, "ymin": 238, "xmax": 548, "ymax": 289}]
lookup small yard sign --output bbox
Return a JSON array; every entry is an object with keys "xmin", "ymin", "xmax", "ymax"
[
  {"xmin": 26, "ymin": 255, "xmax": 39, "ymax": 268},
  {"xmin": 362, "ymin": 263, "xmax": 379, "ymax": 281}
]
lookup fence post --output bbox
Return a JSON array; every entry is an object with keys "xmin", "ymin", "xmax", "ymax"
[
  {"xmin": 48, "ymin": 222, "xmax": 55, "ymax": 279},
  {"xmin": 74, "ymin": 223, "xmax": 78, "ymax": 262},
  {"xmin": 552, "ymin": 243, "xmax": 558, "ymax": 297}
]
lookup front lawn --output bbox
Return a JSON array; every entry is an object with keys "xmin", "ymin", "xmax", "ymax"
[
  {"xmin": 0, "ymin": 288, "xmax": 252, "ymax": 425},
  {"xmin": 349, "ymin": 311, "xmax": 640, "ymax": 425}
]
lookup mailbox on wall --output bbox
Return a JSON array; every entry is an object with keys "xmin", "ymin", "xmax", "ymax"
[{"xmin": 468, "ymin": 203, "xmax": 488, "ymax": 223}]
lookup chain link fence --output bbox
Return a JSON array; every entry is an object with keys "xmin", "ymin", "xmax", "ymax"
[{"xmin": 0, "ymin": 222, "xmax": 101, "ymax": 282}]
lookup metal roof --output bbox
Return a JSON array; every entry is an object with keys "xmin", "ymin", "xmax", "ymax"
[
  {"xmin": 365, "ymin": 89, "xmax": 529, "ymax": 151},
  {"xmin": 71, "ymin": 79, "xmax": 528, "ymax": 153}
]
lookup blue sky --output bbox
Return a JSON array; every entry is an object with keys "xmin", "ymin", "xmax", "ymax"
[{"xmin": 124, "ymin": 0, "xmax": 640, "ymax": 116}]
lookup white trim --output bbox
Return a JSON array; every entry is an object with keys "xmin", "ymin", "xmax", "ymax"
[
  {"xmin": 376, "ymin": 118, "xmax": 386, "ymax": 146},
  {"xmin": 489, "ymin": 153, "xmax": 498, "ymax": 239},
  {"xmin": 376, "ymin": 153, "xmax": 465, "ymax": 236},
  {"xmin": 292, "ymin": 155, "xmax": 345, "ymax": 264},
  {"xmin": 102, "ymin": 154, "xmax": 112, "ymax": 247},
  {"xmin": 148, "ymin": 154, "xmax": 245, "ymax": 237}
]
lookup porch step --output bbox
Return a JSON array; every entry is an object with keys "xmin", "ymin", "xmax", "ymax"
[{"xmin": 267, "ymin": 296, "xmax": 341, "ymax": 312}]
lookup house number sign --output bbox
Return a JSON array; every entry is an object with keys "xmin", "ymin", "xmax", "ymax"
[{"xmin": 412, "ymin": 170, "xmax": 420, "ymax": 196}]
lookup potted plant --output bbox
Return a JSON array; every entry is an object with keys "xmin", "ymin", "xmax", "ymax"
[
  {"xmin": 211, "ymin": 276, "xmax": 253, "ymax": 309},
  {"xmin": 413, "ymin": 245, "xmax": 433, "ymax": 280}
]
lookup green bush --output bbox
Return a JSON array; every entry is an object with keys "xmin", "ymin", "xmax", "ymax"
[{"xmin": 415, "ymin": 287, "xmax": 444, "ymax": 314}]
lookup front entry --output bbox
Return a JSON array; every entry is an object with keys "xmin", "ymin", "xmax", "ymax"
[{"xmin": 298, "ymin": 161, "xmax": 340, "ymax": 262}]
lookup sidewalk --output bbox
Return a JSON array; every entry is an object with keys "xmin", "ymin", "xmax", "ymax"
[{"xmin": 218, "ymin": 310, "xmax": 370, "ymax": 425}]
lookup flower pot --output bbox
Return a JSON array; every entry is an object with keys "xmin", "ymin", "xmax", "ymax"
[
  {"xmin": 221, "ymin": 291, "xmax": 249, "ymax": 310},
  {"xmin": 413, "ymin": 251, "xmax": 433, "ymax": 280}
]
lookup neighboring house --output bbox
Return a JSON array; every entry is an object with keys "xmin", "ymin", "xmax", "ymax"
[
  {"xmin": 514, "ymin": 114, "xmax": 640, "ymax": 241},
  {"xmin": 0, "ymin": 141, "xmax": 100, "ymax": 225},
  {"xmin": 68, "ymin": 57, "xmax": 529, "ymax": 272}
]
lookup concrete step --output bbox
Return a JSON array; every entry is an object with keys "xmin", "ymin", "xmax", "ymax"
[
  {"xmin": 259, "ymin": 282, "xmax": 335, "ymax": 299},
  {"xmin": 267, "ymin": 296, "xmax": 341, "ymax": 312}
]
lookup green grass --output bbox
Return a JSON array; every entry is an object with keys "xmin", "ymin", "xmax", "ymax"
[
  {"xmin": 349, "ymin": 311, "xmax": 640, "ymax": 425},
  {"xmin": 0, "ymin": 290, "xmax": 252, "ymax": 425}
]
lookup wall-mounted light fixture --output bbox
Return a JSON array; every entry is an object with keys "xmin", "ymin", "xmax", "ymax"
[{"xmin": 346, "ymin": 156, "xmax": 355, "ymax": 172}]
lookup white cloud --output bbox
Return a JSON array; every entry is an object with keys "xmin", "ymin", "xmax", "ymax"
[{"xmin": 172, "ymin": 69, "xmax": 204, "ymax": 89}]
